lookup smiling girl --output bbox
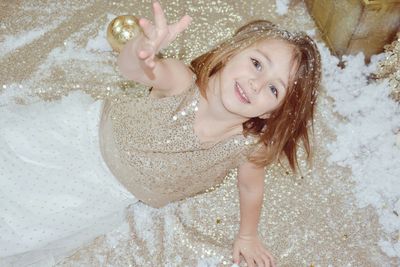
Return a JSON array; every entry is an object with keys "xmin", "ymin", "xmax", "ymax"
[
  {"xmin": 110, "ymin": 1, "xmax": 321, "ymax": 266},
  {"xmin": 0, "ymin": 1, "xmax": 321, "ymax": 266}
]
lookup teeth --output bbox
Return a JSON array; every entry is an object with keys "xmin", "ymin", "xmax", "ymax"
[{"xmin": 236, "ymin": 83, "xmax": 249, "ymax": 102}]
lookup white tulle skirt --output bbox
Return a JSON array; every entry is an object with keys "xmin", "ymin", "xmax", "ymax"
[{"xmin": 0, "ymin": 91, "xmax": 138, "ymax": 266}]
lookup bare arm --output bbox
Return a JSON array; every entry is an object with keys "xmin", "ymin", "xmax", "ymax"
[
  {"xmin": 237, "ymin": 161, "xmax": 265, "ymax": 236},
  {"xmin": 117, "ymin": 1, "xmax": 193, "ymax": 96},
  {"xmin": 232, "ymin": 160, "xmax": 276, "ymax": 267}
]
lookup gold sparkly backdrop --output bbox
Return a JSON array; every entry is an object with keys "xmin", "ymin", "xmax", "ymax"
[
  {"xmin": 1, "ymin": 0, "xmax": 398, "ymax": 266},
  {"xmin": 377, "ymin": 32, "xmax": 400, "ymax": 102}
]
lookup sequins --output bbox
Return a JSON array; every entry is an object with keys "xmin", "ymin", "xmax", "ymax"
[
  {"xmin": 376, "ymin": 33, "xmax": 400, "ymax": 102},
  {"xmin": 102, "ymin": 82, "xmax": 256, "ymax": 209},
  {"xmin": 172, "ymin": 97, "xmax": 199, "ymax": 121}
]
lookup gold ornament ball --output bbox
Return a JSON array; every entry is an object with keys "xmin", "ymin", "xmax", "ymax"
[{"xmin": 107, "ymin": 15, "xmax": 141, "ymax": 52}]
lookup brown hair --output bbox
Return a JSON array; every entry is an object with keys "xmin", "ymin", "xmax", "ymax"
[{"xmin": 190, "ymin": 20, "xmax": 321, "ymax": 172}]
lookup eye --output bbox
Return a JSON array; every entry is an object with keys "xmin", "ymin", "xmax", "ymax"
[
  {"xmin": 269, "ymin": 84, "xmax": 278, "ymax": 98},
  {"xmin": 251, "ymin": 58, "xmax": 262, "ymax": 71}
]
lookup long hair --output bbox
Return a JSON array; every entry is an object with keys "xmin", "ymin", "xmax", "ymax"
[{"xmin": 190, "ymin": 20, "xmax": 321, "ymax": 172}]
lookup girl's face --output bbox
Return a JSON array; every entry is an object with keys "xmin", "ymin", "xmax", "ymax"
[{"xmin": 216, "ymin": 38, "xmax": 297, "ymax": 119}]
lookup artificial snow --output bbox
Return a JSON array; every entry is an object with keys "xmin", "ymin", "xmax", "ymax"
[
  {"xmin": 275, "ymin": 0, "xmax": 291, "ymax": 16},
  {"xmin": 320, "ymin": 45, "xmax": 400, "ymax": 257},
  {"xmin": 85, "ymin": 14, "xmax": 115, "ymax": 52},
  {"xmin": 0, "ymin": 19, "xmax": 65, "ymax": 58}
]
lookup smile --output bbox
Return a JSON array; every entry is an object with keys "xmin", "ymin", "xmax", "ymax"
[{"xmin": 235, "ymin": 82, "xmax": 250, "ymax": 103}]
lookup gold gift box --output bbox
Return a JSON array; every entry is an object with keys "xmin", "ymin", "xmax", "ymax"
[{"xmin": 305, "ymin": 0, "xmax": 400, "ymax": 60}]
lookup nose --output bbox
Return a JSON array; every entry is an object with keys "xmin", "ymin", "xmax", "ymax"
[{"xmin": 249, "ymin": 78, "xmax": 264, "ymax": 94}]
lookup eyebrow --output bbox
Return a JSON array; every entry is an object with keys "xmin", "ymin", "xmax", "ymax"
[{"xmin": 255, "ymin": 48, "xmax": 288, "ymax": 89}]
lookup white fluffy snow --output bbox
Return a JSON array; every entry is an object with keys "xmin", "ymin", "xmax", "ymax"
[
  {"xmin": 85, "ymin": 14, "xmax": 115, "ymax": 52},
  {"xmin": 320, "ymin": 45, "xmax": 400, "ymax": 257},
  {"xmin": 275, "ymin": 0, "xmax": 291, "ymax": 16}
]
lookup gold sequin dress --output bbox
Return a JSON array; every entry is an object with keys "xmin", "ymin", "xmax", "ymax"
[{"xmin": 100, "ymin": 82, "xmax": 258, "ymax": 208}]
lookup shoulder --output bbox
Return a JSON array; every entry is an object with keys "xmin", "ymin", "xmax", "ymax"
[
  {"xmin": 237, "ymin": 142, "xmax": 268, "ymax": 178},
  {"xmin": 237, "ymin": 159, "xmax": 265, "ymax": 184},
  {"xmin": 238, "ymin": 158, "xmax": 265, "ymax": 175}
]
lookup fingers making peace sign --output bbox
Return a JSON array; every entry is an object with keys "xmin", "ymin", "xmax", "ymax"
[{"xmin": 136, "ymin": 1, "xmax": 192, "ymax": 69}]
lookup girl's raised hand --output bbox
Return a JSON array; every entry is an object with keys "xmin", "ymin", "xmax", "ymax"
[
  {"xmin": 232, "ymin": 234, "xmax": 276, "ymax": 267},
  {"xmin": 136, "ymin": 1, "xmax": 192, "ymax": 69}
]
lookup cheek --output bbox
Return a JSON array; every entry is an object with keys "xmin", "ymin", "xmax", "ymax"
[
  {"xmin": 220, "ymin": 86, "xmax": 236, "ymax": 108},
  {"xmin": 258, "ymin": 98, "xmax": 277, "ymax": 113}
]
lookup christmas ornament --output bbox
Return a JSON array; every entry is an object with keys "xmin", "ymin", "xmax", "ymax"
[{"xmin": 107, "ymin": 15, "xmax": 141, "ymax": 52}]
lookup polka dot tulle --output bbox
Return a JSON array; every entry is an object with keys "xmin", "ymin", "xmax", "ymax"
[{"xmin": 0, "ymin": 92, "xmax": 136, "ymax": 265}]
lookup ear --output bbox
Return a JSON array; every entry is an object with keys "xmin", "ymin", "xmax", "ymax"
[{"xmin": 259, "ymin": 113, "xmax": 270, "ymax": 119}]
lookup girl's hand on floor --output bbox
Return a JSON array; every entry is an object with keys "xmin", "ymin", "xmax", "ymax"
[
  {"xmin": 232, "ymin": 234, "xmax": 276, "ymax": 267},
  {"xmin": 136, "ymin": 1, "xmax": 192, "ymax": 69}
]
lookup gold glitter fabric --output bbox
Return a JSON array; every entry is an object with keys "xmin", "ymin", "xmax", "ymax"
[
  {"xmin": 100, "ymin": 82, "xmax": 257, "ymax": 208},
  {"xmin": 376, "ymin": 32, "xmax": 400, "ymax": 102}
]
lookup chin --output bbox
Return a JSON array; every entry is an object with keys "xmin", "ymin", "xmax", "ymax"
[{"xmin": 221, "ymin": 95, "xmax": 239, "ymax": 113}]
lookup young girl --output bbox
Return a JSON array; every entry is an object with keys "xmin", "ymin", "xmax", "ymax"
[
  {"xmin": 105, "ymin": 1, "xmax": 320, "ymax": 266},
  {"xmin": 0, "ymin": 1, "xmax": 320, "ymax": 266}
]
